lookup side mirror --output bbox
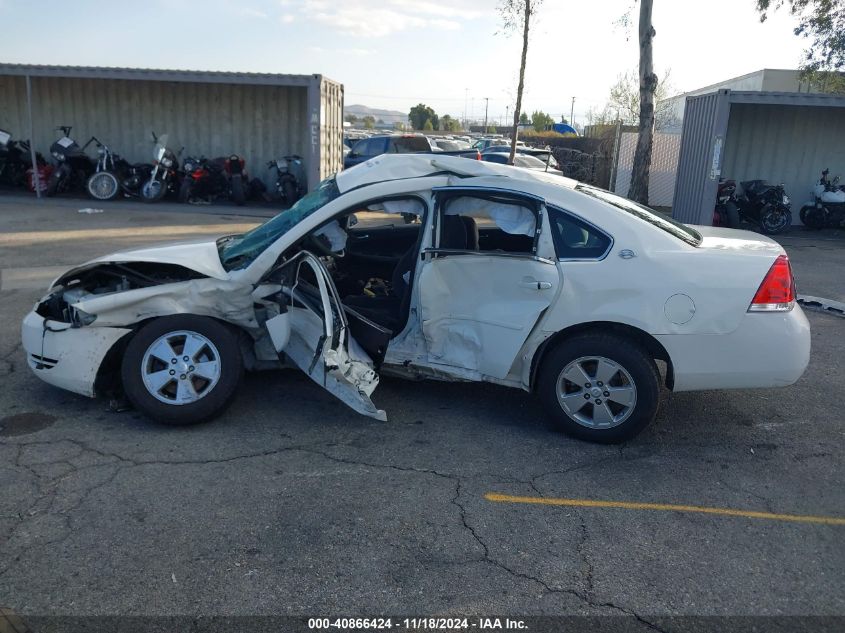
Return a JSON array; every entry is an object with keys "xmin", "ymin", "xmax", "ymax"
[{"xmin": 346, "ymin": 213, "xmax": 359, "ymax": 228}]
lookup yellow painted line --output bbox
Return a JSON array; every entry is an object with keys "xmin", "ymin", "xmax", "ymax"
[{"xmin": 484, "ymin": 493, "xmax": 845, "ymax": 526}]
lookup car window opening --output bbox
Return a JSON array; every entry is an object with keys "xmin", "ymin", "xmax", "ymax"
[{"xmin": 440, "ymin": 194, "xmax": 537, "ymax": 254}]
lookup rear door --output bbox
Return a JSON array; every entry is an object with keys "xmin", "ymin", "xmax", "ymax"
[
  {"xmin": 415, "ymin": 187, "xmax": 560, "ymax": 379},
  {"xmin": 264, "ymin": 252, "xmax": 386, "ymax": 420}
]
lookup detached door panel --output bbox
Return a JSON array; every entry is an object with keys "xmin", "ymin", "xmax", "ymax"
[{"xmin": 418, "ymin": 254, "xmax": 558, "ymax": 378}]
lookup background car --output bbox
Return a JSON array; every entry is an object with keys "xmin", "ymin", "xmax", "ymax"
[{"xmin": 482, "ymin": 151, "xmax": 563, "ymax": 175}]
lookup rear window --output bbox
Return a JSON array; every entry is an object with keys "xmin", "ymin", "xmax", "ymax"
[
  {"xmin": 392, "ymin": 137, "xmax": 431, "ymax": 153},
  {"xmin": 576, "ymin": 184, "xmax": 702, "ymax": 246}
]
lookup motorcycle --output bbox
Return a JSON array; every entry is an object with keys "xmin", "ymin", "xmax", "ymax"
[
  {"xmin": 720, "ymin": 179, "xmax": 792, "ymax": 235},
  {"xmin": 0, "ymin": 128, "xmax": 48, "ymax": 189},
  {"xmin": 799, "ymin": 169, "xmax": 845, "ymax": 229},
  {"xmin": 46, "ymin": 126, "xmax": 97, "ymax": 197},
  {"xmin": 713, "ymin": 178, "xmax": 736, "ymax": 227},
  {"xmin": 267, "ymin": 155, "xmax": 305, "ymax": 207},
  {"xmin": 140, "ymin": 132, "xmax": 182, "ymax": 203},
  {"xmin": 179, "ymin": 154, "xmax": 247, "ymax": 206},
  {"xmin": 86, "ymin": 140, "xmax": 153, "ymax": 201}
]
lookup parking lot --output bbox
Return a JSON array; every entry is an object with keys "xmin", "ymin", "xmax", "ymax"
[{"xmin": 1, "ymin": 195, "xmax": 843, "ymax": 628}]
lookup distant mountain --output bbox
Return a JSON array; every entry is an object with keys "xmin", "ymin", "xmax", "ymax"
[{"xmin": 344, "ymin": 104, "xmax": 407, "ymax": 124}]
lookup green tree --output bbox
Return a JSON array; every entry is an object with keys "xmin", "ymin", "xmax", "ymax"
[
  {"xmin": 489, "ymin": 125, "xmax": 498, "ymax": 134},
  {"xmin": 499, "ymin": 0, "xmax": 544, "ymax": 164},
  {"xmin": 362, "ymin": 115, "xmax": 376, "ymax": 130},
  {"xmin": 519, "ymin": 111, "xmax": 530, "ymax": 125},
  {"xmin": 344, "ymin": 113, "xmax": 358, "ymax": 124},
  {"xmin": 530, "ymin": 110, "xmax": 554, "ymax": 132},
  {"xmin": 423, "ymin": 119, "xmax": 434, "ymax": 131},
  {"xmin": 393, "ymin": 122, "xmax": 407, "ymax": 131},
  {"xmin": 756, "ymin": 0, "xmax": 845, "ymax": 72},
  {"xmin": 409, "ymin": 103, "xmax": 439, "ymax": 130}
]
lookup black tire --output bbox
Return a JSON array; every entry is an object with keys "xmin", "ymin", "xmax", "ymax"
[
  {"xmin": 231, "ymin": 174, "xmax": 245, "ymax": 206},
  {"xmin": 178, "ymin": 177, "xmax": 192, "ymax": 203},
  {"xmin": 759, "ymin": 203, "xmax": 791, "ymax": 235},
  {"xmin": 121, "ymin": 315, "xmax": 244, "ymax": 426},
  {"xmin": 281, "ymin": 178, "xmax": 297, "ymax": 207},
  {"xmin": 536, "ymin": 334, "xmax": 660, "ymax": 444},
  {"xmin": 141, "ymin": 177, "xmax": 167, "ymax": 203},
  {"xmin": 86, "ymin": 171, "xmax": 120, "ymax": 201},
  {"xmin": 800, "ymin": 204, "xmax": 825, "ymax": 229},
  {"xmin": 725, "ymin": 201, "xmax": 741, "ymax": 228},
  {"xmin": 46, "ymin": 165, "xmax": 66, "ymax": 197}
]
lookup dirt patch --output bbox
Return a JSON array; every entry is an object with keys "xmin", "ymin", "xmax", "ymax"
[{"xmin": 0, "ymin": 412, "xmax": 57, "ymax": 436}]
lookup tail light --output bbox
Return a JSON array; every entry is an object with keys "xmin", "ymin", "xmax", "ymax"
[
  {"xmin": 474, "ymin": 150, "xmax": 481, "ymax": 160},
  {"xmin": 748, "ymin": 254, "xmax": 795, "ymax": 312}
]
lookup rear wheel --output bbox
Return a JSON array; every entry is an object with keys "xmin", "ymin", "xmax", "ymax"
[
  {"xmin": 121, "ymin": 315, "xmax": 243, "ymax": 425},
  {"xmin": 46, "ymin": 166, "xmax": 66, "ymax": 197},
  {"xmin": 725, "ymin": 201, "xmax": 741, "ymax": 228},
  {"xmin": 800, "ymin": 204, "xmax": 825, "ymax": 229},
  {"xmin": 86, "ymin": 171, "xmax": 120, "ymax": 201},
  {"xmin": 281, "ymin": 178, "xmax": 297, "ymax": 207},
  {"xmin": 537, "ymin": 334, "xmax": 660, "ymax": 443},
  {"xmin": 230, "ymin": 174, "xmax": 245, "ymax": 206}
]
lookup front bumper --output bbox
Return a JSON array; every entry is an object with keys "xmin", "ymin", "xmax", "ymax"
[
  {"xmin": 21, "ymin": 311, "xmax": 131, "ymax": 398},
  {"xmin": 656, "ymin": 306, "xmax": 811, "ymax": 392}
]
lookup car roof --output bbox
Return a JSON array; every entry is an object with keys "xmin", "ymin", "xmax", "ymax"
[{"xmin": 335, "ymin": 154, "xmax": 576, "ymax": 193}]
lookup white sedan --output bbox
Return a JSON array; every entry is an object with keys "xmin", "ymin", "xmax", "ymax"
[{"xmin": 21, "ymin": 155, "xmax": 810, "ymax": 443}]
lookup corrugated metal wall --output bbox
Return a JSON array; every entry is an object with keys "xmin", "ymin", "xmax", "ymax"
[
  {"xmin": 672, "ymin": 91, "xmax": 730, "ymax": 224},
  {"xmin": 319, "ymin": 78, "xmax": 344, "ymax": 181},
  {"xmin": 613, "ymin": 132, "xmax": 681, "ymax": 207},
  {"xmin": 723, "ymin": 103, "xmax": 845, "ymax": 221},
  {"xmin": 0, "ymin": 74, "xmax": 313, "ymax": 190}
]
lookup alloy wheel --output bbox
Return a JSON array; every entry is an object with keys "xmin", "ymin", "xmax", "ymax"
[
  {"xmin": 555, "ymin": 356, "xmax": 637, "ymax": 429},
  {"xmin": 141, "ymin": 330, "xmax": 221, "ymax": 405}
]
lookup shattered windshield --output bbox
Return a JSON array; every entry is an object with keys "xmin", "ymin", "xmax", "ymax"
[
  {"xmin": 218, "ymin": 177, "xmax": 340, "ymax": 270},
  {"xmin": 576, "ymin": 184, "xmax": 702, "ymax": 246}
]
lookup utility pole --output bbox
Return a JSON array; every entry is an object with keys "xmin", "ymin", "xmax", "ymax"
[
  {"xmin": 483, "ymin": 97, "xmax": 489, "ymax": 133},
  {"xmin": 463, "ymin": 88, "xmax": 468, "ymax": 129},
  {"xmin": 505, "ymin": 105, "xmax": 509, "ymax": 131},
  {"xmin": 570, "ymin": 96, "xmax": 575, "ymax": 126}
]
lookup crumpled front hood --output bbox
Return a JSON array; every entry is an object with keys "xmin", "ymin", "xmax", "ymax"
[{"xmin": 53, "ymin": 238, "xmax": 230, "ymax": 288}]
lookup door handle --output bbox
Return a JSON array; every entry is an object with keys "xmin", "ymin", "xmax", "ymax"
[{"xmin": 519, "ymin": 278, "xmax": 552, "ymax": 290}]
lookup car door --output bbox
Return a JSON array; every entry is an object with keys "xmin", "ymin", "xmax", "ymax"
[
  {"xmin": 263, "ymin": 251, "xmax": 386, "ymax": 420},
  {"xmin": 415, "ymin": 187, "xmax": 560, "ymax": 379}
]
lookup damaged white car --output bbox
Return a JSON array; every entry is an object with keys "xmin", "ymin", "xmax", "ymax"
[{"xmin": 22, "ymin": 155, "xmax": 810, "ymax": 442}]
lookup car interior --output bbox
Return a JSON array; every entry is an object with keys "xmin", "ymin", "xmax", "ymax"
[{"xmin": 282, "ymin": 193, "xmax": 541, "ymax": 367}]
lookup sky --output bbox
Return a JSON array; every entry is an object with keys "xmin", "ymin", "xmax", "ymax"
[{"xmin": 0, "ymin": 0, "xmax": 809, "ymax": 125}]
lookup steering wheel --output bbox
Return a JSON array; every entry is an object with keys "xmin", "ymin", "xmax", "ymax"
[{"xmin": 308, "ymin": 233, "xmax": 345, "ymax": 258}]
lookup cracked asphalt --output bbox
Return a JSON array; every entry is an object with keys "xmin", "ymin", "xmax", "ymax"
[{"xmin": 1, "ymin": 196, "xmax": 844, "ymax": 627}]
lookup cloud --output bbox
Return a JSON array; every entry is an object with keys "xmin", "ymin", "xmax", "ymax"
[
  {"xmin": 300, "ymin": 0, "xmax": 476, "ymax": 37},
  {"xmin": 279, "ymin": 13, "xmax": 295, "ymax": 23}
]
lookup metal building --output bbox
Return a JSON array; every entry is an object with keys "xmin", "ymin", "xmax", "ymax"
[
  {"xmin": 672, "ymin": 89, "xmax": 845, "ymax": 225},
  {"xmin": 0, "ymin": 63, "xmax": 344, "ymax": 193}
]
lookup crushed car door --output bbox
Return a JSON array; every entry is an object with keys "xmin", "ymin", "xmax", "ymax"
[
  {"xmin": 264, "ymin": 251, "xmax": 386, "ymax": 421},
  {"xmin": 416, "ymin": 188, "xmax": 559, "ymax": 379}
]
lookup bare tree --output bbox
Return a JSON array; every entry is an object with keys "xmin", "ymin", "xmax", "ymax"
[
  {"xmin": 608, "ymin": 68, "xmax": 678, "ymax": 130},
  {"xmin": 498, "ymin": 0, "xmax": 543, "ymax": 165},
  {"xmin": 628, "ymin": 0, "xmax": 657, "ymax": 205}
]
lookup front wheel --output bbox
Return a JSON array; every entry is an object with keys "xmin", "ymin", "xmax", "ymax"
[
  {"xmin": 178, "ymin": 178, "xmax": 192, "ymax": 203},
  {"xmin": 121, "ymin": 315, "xmax": 244, "ymax": 425},
  {"xmin": 800, "ymin": 204, "xmax": 825, "ymax": 229},
  {"xmin": 230, "ymin": 174, "xmax": 245, "ymax": 206},
  {"xmin": 141, "ymin": 177, "xmax": 167, "ymax": 203},
  {"xmin": 46, "ymin": 164, "xmax": 68, "ymax": 197},
  {"xmin": 759, "ymin": 203, "xmax": 791, "ymax": 235},
  {"xmin": 537, "ymin": 334, "xmax": 660, "ymax": 443},
  {"xmin": 86, "ymin": 171, "xmax": 120, "ymax": 201}
]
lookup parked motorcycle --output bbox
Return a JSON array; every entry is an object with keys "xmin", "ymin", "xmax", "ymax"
[
  {"xmin": 718, "ymin": 179, "xmax": 792, "ymax": 235},
  {"xmin": 86, "ymin": 140, "xmax": 153, "ymax": 201},
  {"xmin": 46, "ymin": 126, "xmax": 97, "ymax": 197},
  {"xmin": 0, "ymin": 129, "xmax": 48, "ymax": 189},
  {"xmin": 799, "ymin": 169, "xmax": 845, "ymax": 229},
  {"xmin": 713, "ymin": 178, "xmax": 736, "ymax": 227},
  {"xmin": 140, "ymin": 132, "xmax": 182, "ymax": 203},
  {"xmin": 179, "ymin": 154, "xmax": 247, "ymax": 206},
  {"xmin": 267, "ymin": 155, "xmax": 305, "ymax": 207}
]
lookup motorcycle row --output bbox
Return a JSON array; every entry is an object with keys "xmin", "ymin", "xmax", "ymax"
[
  {"xmin": 0, "ymin": 127, "xmax": 306, "ymax": 207},
  {"xmin": 714, "ymin": 169, "xmax": 845, "ymax": 235}
]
